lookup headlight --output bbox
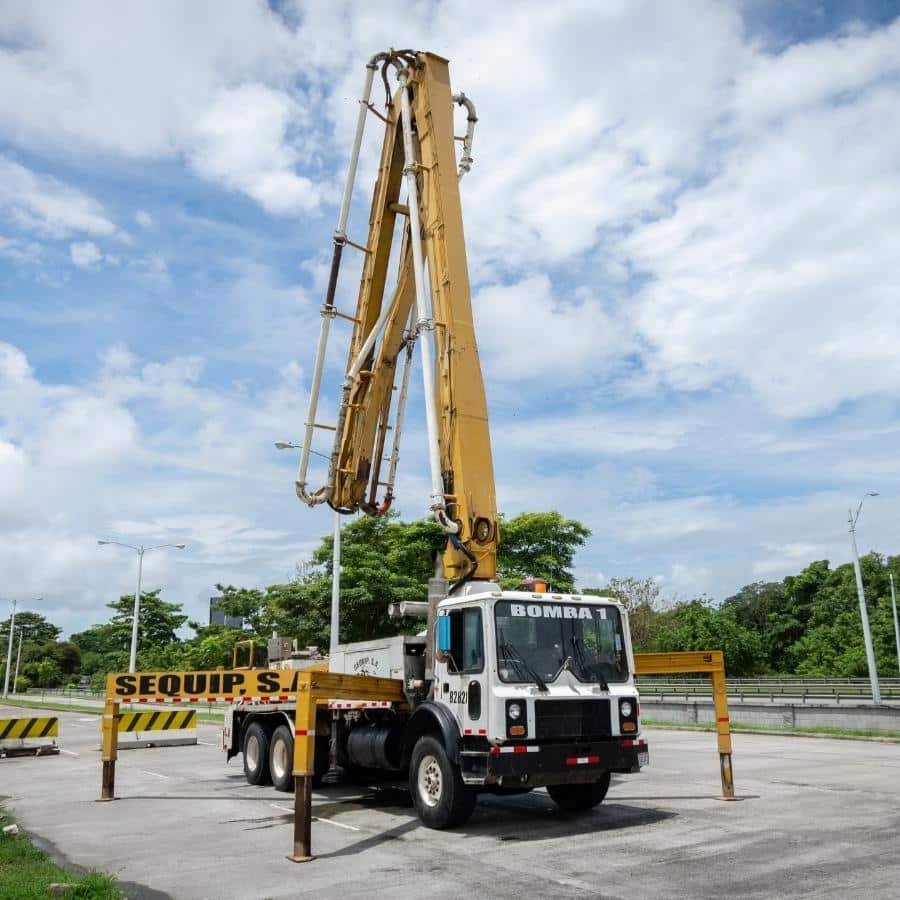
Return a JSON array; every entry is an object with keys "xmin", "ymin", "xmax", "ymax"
[
  {"xmin": 620, "ymin": 700, "xmax": 633, "ymax": 718},
  {"xmin": 508, "ymin": 702, "xmax": 522, "ymax": 720}
]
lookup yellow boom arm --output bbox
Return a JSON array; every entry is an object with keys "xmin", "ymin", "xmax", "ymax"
[{"xmin": 295, "ymin": 52, "xmax": 497, "ymax": 584}]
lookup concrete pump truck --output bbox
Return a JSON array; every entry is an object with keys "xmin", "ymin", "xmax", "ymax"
[{"xmin": 224, "ymin": 50, "xmax": 648, "ymax": 828}]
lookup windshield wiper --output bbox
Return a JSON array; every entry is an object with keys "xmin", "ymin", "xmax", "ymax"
[
  {"xmin": 572, "ymin": 636, "xmax": 609, "ymax": 691},
  {"xmin": 499, "ymin": 631, "xmax": 548, "ymax": 692}
]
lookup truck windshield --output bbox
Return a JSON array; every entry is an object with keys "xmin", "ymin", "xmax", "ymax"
[{"xmin": 494, "ymin": 600, "xmax": 628, "ymax": 685}]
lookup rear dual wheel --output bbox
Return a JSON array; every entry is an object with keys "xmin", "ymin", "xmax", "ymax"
[
  {"xmin": 243, "ymin": 722, "xmax": 271, "ymax": 785},
  {"xmin": 267, "ymin": 725, "xmax": 329, "ymax": 792},
  {"xmin": 269, "ymin": 725, "xmax": 294, "ymax": 792}
]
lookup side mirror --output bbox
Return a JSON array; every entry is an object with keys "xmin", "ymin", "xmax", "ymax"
[{"xmin": 436, "ymin": 615, "xmax": 452, "ymax": 654}]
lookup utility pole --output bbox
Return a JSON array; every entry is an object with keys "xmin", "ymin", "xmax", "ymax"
[
  {"xmin": 331, "ymin": 510, "xmax": 341, "ymax": 653},
  {"xmin": 848, "ymin": 492, "xmax": 880, "ymax": 704},
  {"xmin": 891, "ymin": 573, "xmax": 900, "ymax": 678},
  {"xmin": 2, "ymin": 597, "xmax": 16, "ymax": 698}
]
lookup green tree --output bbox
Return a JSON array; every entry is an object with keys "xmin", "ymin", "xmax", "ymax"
[
  {"xmin": 585, "ymin": 576, "xmax": 661, "ymax": 651},
  {"xmin": 69, "ymin": 623, "xmax": 122, "ymax": 657},
  {"xmin": 788, "ymin": 553, "xmax": 898, "ymax": 677},
  {"xmin": 497, "ymin": 511, "xmax": 590, "ymax": 592},
  {"xmin": 30, "ymin": 659, "xmax": 63, "ymax": 688},
  {"xmin": 652, "ymin": 599, "xmax": 764, "ymax": 675},
  {"xmin": 722, "ymin": 580, "xmax": 787, "ymax": 671},
  {"xmin": 279, "ymin": 513, "xmax": 446, "ymax": 646},
  {"xmin": 0, "ymin": 611, "xmax": 61, "ymax": 645},
  {"xmin": 104, "ymin": 589, "xmax": 187, "ymax": 651},
  {"xmin": 212, "ymin": 586, "xmax": 275, "ymax": 636}
]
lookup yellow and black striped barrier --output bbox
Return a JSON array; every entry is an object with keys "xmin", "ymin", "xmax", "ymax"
[
  {"xmin": 114, "ymin": 708, "xmax": 198, "ymax": 749},
  {"xmin": 0, "ymin": 715, "xmax": 59, "ymax": 757}
]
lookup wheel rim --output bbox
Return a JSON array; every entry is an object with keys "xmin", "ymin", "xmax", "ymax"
[
  {"xmin": 246, "ymin": 734, "xmax": 260, "ymax": 771},
  {"xmin": 417, "ymin": 754, "xmax": 443, "ymax": 808},
  {"xmin": 272, "ymin": 737, "xmax": 288, "ymax": 781}
]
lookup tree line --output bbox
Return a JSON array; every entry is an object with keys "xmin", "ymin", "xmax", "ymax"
[{"xmin": 3, "ymin": 511, "xmax": 898, "ymax": 686}]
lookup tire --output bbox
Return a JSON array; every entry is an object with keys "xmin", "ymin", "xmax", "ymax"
[
  {"xmin": 269, "ymin": 725, "xmax": 294, "ymax": 792},
  {"xmin": 242, "ymin": 721, "xmax": 271, "ymax": 786},
  {"xmin": 547, "ymin": 772, "xmax": 611, "ymax": 812},
  {"xmin": 409, "ymin": 734, "xmax": 476, "ymax": 829}
]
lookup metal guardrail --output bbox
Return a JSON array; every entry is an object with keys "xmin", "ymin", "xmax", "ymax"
[{"xmin": 636, "ymin": 676, "xmax": 900, "ymax": 702}]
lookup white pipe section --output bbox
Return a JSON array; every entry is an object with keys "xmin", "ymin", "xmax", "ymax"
[
  {"xmin": 296, "ymin": 302, "xmax": 335, "ymax": 504},
  {"xmin": 296, "ymin": 56, "xmax": 384, "ymax": 505},
  {"xmin": 398, "ymin": 68, "xmax": 458, "ymax": 534},
  {"xmin": 452, "ymin": 93, "xmax": 477, "ymax": 180},
  {"xmin": 385, "ymin": 327, "xmax": 416, "ymax": 496},
  {"xmin": 323, "ymin": 277, "xmax": 403, "ymax": 502},
  {"xmin": 337, "ymin": 62, "xmax": 378, "ymax": 238}
]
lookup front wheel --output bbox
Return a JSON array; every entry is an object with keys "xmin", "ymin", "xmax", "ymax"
[
  {"xmin": 547, "ymin": 772, "xmax": 611, "ymax": 812},
  {"xmin": 409, "ymin": 735, "xmax": 476, "ymax": 829}
]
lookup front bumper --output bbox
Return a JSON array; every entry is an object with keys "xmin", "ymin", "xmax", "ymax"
[{"xmin": 462, "ymin": 737, "xmax": 648, "ymax": 788}]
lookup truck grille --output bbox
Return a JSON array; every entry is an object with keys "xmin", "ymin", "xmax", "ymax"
[{"xmin": 534, "ymin": 699, "xmax": 611, "ymax": 741}]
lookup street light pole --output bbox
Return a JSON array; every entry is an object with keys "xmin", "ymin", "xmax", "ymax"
[
  {"xmin": 13, "ymin": 627, "xmax": 23, "ymax": 694},
  {"xmin": 130, "ymin": 548, "xmax": 145, "ymax": 675},
  {"xmin": 331, "ymin": 511, "xmax": 341, "ymax": 653},
  {"xmin": 98, "ymin": 540, "xmax": 186, "ymax": 674},
  {"xmin": 275, "ymin": 440, "xmax": 343, "ymax": 652},
  {"xmin": 2, "ymin": 598, "xmax": 16, "ymax": 698},
  {"xmin": 848, "ymin": 492, "xmax": 880, "ymax": 704},
  {"xmin": 890, "ymin": 573, "xmax": 900, "ymax": 678}
]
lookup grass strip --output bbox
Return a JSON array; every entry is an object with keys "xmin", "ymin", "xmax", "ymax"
[
  {"xmin": 643, "ymin": 718, "xmax": 900, "ymax": 742},
  {"xmin": 0, "ymin": 804, "xmax": 120, "ymax": 899}
]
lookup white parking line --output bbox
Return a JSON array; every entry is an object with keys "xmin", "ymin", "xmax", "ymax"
[
  {"xmin": 196, "ymin": 740, "xmax": 217, "ymax": 746},
  {"xmin": 269, "ymin": 802, "xmax": 361, "ymax": 831},
  {"xmin": 140, "ymin": 770, "xmax": 170, "ymax": 780},
  {"xmin": 58, "ymin": 748, "xmax": 79, "ymax": 757}
]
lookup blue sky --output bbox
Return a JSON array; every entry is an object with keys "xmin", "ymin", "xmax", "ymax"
[{"xmin": 1, "ymin": 1, "xmax": 899, "ymax": 637}]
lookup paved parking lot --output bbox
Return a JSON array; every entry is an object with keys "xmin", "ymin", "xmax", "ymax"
[{"xmin": 2, "ymin": 704, "xmax": 899, "ymax": 899}]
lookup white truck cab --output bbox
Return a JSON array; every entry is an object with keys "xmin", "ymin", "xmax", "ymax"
[{"xmin": 225, "ymin": 587, "xmax": 648, "ymax": 828}]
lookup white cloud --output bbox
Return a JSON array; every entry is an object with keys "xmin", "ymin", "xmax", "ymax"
[
  {"xmin": 69, "ymin": 240, "xmax": 102, "ymax": 267},
  {"xmin": 0, "ymin": 155, "xmax": 116, "ymax": 238},
  {"xmin": 0, "ymin": 3, "xmax": 319, "ymax": 216},
  {"xmin": 622, "ymin": 24, "xmax": 900, "ymax": 417},
  {"xmin": 38, "ymin": 395, "xmax": 139, "ymax": 466},
  {"xmin": 134, "ymin": 210, "xmax": 153, "ymax": 229},
  {"xmin": 0, "ymin": 341, "xmax": 316, "ymax": 635},
  {"xmin": 0, "ymin": 234, "xmax": 42, "ymax": 264},
  {"xmin": 190, "ymin": 84, "xmax": 322, "ymax": 215},
  {"xmin": 473, "ymin": 275, "xmax": 626, "ymax": 382},
  {"xmin": 752, "ymin": 542, "xmax": 825, "ymax": 577}
]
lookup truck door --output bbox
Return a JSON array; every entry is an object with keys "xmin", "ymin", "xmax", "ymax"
[{"xmin": 445, "ymin": 607, "xmax": 486, "ymax": 735}]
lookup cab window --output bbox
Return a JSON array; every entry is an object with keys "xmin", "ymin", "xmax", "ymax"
[{"xmin": 448, "ymin": 608, "xmax": 484, "ymax": 674}]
